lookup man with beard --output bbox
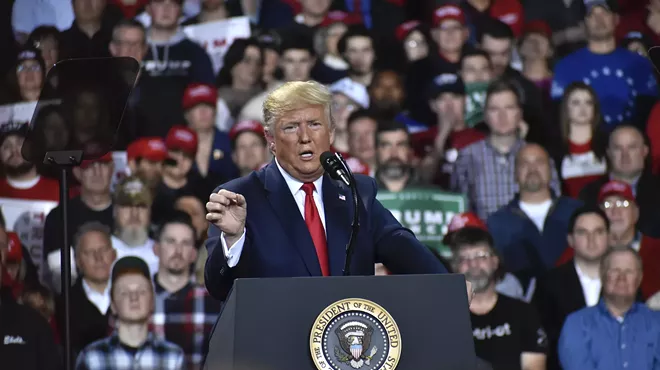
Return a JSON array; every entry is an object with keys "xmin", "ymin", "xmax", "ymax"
[
  {"xmin": 152, "ymin": 211, "xmax": 221, "ymax": 370},
  {"xmin": 126, "ymin": 136, "xmax": 167, "ymax": 193},
  {"xmin": 0, "ymin": 122, "xmax": 59, "ymax": 201},
  {"xmin": 551, "ymin": 0, "xmax": 657, "ymax": 130},
  {"xmin": 111, "ymin": 176, "xmax": 159, "ymax": 275},
  {"xmin": 337, "ymin": 25, "xmax": 376, "ymax": 87},
  {"xmin": 487, "ymin": 144, "xmax": 582, "ymax": 290},
  {"xmin": 375, "ymin": 120, "xmax": 419, "ymax": 192},
  {"xmin": 558, "ymin": 247, "xmax": 660, "ymax": 370},
  {"xmin": 451, "ymin": 227, "xmax": 548, "ymax": 370}
]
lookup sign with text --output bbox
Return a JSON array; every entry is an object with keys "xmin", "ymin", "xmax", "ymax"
[
  {"xmin": 376, "ymin": 188, "xmax": 467, "ymax": 258},
  {"xmin": 183, "ymin": 16, "xmax": 252, "ymax": 74},
  {"xmin": 0, "ymin": 197, "xmax": 58, "ymax": 276},
  {"xmin": 0, "ymin": 101, "xmax": 38, "ymax": 127},
  {"xmin": 111, "ymin": 151, "xmax": 130, "ymax": 192}
]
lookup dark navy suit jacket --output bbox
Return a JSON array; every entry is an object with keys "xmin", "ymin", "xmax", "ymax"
[{"xmin": 204, "ymin": 161, "xmax": 448, "ymax": 300}]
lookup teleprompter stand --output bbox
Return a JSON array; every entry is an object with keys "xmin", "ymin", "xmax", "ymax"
[{"xmin": 21, "ymin": 57, "xmax": 140, "ymax": 369}]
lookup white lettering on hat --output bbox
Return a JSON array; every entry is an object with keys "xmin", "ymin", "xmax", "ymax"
[
  {"xmin": 123, "ymin": 179, "xmax": 144, "ymax": 195},
  {"xmin": 401, "ymin": 20, "xmax": 421, "ymax": 32},
  {"xmin": 174, "ymin": 129, "xmax": 194, "ymax": 142},
  {"xmin": 188, "ymin": 85, "xmax": 212, "ymax": 98},
  {"xmin": 449, "ymin": 215, "xmax": 468, "ymax": 231},
  {"xmin": 235, "ymin": 120, "xmax": 258, "ymax": 132},
  {"xmin": 605, "ymin": 182, "xmax": 626, "ymax": 192},
  {"xmin": 499, "ymin": 13, "xmax": 518, "ymax": 25},
  {"xmin": 435, "ymin": 5, "xmax": 462, "ymax": 18},
  {"xmin": 148, "ymin": 140, "xmax": 166, "ymax": 151},
  {"xmin": 434, "ymin": 74, "xmax": 458, "ymax": 86}
]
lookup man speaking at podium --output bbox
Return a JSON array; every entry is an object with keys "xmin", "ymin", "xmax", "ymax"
[{"xmin": 204, "ymin": 81, "xmax": 456, "ymax": 301}]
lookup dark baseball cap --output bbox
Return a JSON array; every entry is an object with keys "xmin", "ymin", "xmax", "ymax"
[
  {"xmin": 111, "ymin": 256, "xmax": 151, "ymax": 285},
  {"xmin": 428, "ymin": 73, "xmax": 466, "ymax": 99}
]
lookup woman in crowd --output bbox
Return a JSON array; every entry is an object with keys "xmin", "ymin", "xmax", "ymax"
[
  {"xmin": 552, "ymin": 82, "xmax": 607, "ymax": 197},
  {"xmin": 27, "ymin": 26, "xmax": 60, "ymax": 74},
  {"xmin": 1, "ymin": 47, "xmax": 45, "ymax": 105},
  {"xmin": 215, "ymin": 38, "xmax": 264, "ymax": 119}
]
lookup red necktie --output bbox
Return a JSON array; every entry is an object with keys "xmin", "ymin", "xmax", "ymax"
[{"xmin": 301, "ymin": 183, "xmax": 330, "ymax": 276}]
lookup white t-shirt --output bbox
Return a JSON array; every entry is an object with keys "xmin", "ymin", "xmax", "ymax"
[
  {"xmin": 111, "ymin": 236, "xmax": 159, "ymax": 276},
  {"xmin": 519, "ymin": 199, "xmax": 552, "ymax": 232}
]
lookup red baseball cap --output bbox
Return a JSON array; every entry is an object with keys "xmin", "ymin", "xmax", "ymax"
[
  {"xmin": 433, "ymin": 5, "xmax": 465, "ymax": 28},
  {"xmin": 229, "ymin": 120, "xmax": 265, "ymax": 142},
  {"xmin": 6, "ymin": 232, "xmax": 22, "ymax": 263},
  {"xmin": 79, "ymin": 152, "xmax": 113, "ymax": 169},
  {"xmin": 320, "ymin": 10, "xmax": 362, "ymax": 27},
  {"xmin": 127, "ymin": 137, "xmax": 167, "ymax": 162},
  {"xmin": 442, "ymin": 212, "xmax": 487, "ymax": 245},
  {"xmin": 395, "ymin": 20, "xmax": 422, "ymax": 42},
  {"xmin": 165, "ymin": 125, "xmax": 198, "ymax": 156},
  {"xmin": 598, "ymin": 180, "xmax": 635, "ymax": 204},
  {"xmin": 522, "ymin": 20, "xmax": 552, "ymax": 39},
  {"xmin": 182, "ymin": 83, "xmax": 217, "ymax": 111}
]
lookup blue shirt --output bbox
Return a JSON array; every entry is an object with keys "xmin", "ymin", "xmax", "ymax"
[
  {"xmin": 551, "ymin": 47, "xmax": 658, "ymax": 128},
  {"xmin": 558, "ymin": 300, "xmax": 660, "ymax": 370}
]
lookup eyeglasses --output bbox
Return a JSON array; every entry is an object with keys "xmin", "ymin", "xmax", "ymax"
[
  {"xmin": 602, "ymin": 200, "xmax": 631, "ymax": 209},
  {"xmin": 332, "ymin": 101, "xmax": 356, "ymax": 112},
  {"xmin": 455, "ymin": 251, "xmax": 492, "ymax": 265},
  {"xmin": 17, "ymin": 64, "xmax": 42, "ymax": 73}
]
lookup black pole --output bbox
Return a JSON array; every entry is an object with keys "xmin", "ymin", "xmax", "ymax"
[
  {"xmin": 59, "ymin": 166, "xmax": 72, "ymax": 370},
  {"xmin": 342, "ymin": 182, "xmax": 360, "ymax": 276}
]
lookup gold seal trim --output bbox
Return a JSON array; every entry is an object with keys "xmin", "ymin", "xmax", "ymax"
[{"xmin": 310, "ymin": 298, "xmax": 402, "ymax": 370}]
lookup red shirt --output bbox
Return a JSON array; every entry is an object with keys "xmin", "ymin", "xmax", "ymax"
[
  {"xmin": 560, "ymin": 140, "xmax": 607, "ymax": 198},
  {"xmin": 646, "ymin": 102, "xmax": 660, "ymax": 175},
  {"xmin": 330, "ymin": 146, "xmax": 371, "ymax": 176},
  {"xmin": 0, "ymin": 176, "xmax": 60, "ymax": 201},
  {"xmin": 110, "ymin": 0, "xmax": 149, "ymax": 19}
]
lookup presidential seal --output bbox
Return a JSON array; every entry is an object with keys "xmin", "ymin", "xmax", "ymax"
[{"xmin": 310, "ymin": 298, "xmax": 401, "ymax": 370}]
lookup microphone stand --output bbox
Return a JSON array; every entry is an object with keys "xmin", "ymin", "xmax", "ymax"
[{"xmin": 337, "ymin": 154, "xmax": 360, "ymax": 276}]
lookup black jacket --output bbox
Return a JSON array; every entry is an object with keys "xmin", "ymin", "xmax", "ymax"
[
  {"xmin": 578, "ymin": 172, "xmax": 660, "ymax": 237},
  {"xmin": 0, "ymin": 289, "xmax": 61, "ymax": 370}
]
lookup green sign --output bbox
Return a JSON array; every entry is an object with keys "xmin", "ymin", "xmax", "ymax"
[
  {"xmin": 464, "ymin": 81, "xmax": 489, "ymax": 127},
  {"xmin": 376, "ymin": 188, "xmax": 467, "ymax": 258}
]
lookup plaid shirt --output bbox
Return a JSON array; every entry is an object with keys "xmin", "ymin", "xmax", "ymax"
[
  {"xmin": 451, "ymin": 138, "xmax": 561, "ymax": 220},
  {"xmin": 75, "ymin": 332, "xmax": 184, "ymax": 370},
  {"xmin": 152, "ymin": 280, "xmax": 222, "ymax": 369}
]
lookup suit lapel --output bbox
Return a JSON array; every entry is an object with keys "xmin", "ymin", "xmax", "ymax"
[
  {"xmin": 566, "ymin": 263, "xmax": 587, "ymax": 308},
  {"xmin": 262, "ymin": 161, "xmax": 321, "ymax": 276},
  {"xmin": 322, "ymin": 175, "xmax": 351, "ymax": 276}
]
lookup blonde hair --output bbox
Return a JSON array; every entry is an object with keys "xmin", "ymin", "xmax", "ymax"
[{"xmin": 262, "ymin": 80, "xmax": 334, "ymax": 132}]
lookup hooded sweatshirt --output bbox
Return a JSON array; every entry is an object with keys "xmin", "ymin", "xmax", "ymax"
[{"xmin": 139, "ymin": 30, "xmax": 215, "ymax": 138}]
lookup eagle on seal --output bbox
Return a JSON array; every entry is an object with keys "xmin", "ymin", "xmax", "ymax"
[{"xmin": 334, "ymin": 321, "xmax": 378, "ymax": 369}]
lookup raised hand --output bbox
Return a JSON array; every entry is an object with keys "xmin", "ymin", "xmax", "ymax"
[{"xmin": 206, "ymin": 189, "xmax": 247, "ymax": 245}]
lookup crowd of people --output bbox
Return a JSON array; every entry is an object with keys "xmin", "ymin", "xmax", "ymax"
[{"xmin": 1, "ymin": 0, "xmax": 660, "ymax": 369}]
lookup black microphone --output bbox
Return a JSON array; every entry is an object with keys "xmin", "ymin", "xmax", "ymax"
[{"xmin": 320, "ymin": 151, "xmax": 351, "ymax": 187}]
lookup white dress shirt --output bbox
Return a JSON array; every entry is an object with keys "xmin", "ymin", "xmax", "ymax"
[
  {"xmin": 82, "ymin": 279, "xmax": 111, "ymax": 315},
  {"xmin": 221, "ymin": 159, "xmax": 326, "ymax": 268},
  {"xmin": 575, "ymin": 262, "xmax": 602, "ymax": 307},
  {"xmin": 12, "ymin": 0, "xmax": 74, "ymax": 35}
]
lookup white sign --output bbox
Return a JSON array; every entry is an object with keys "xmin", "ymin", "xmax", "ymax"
[
  {"xmin": 0, "ymin": 101, "xmax": 38, "ymax": 127},
  {"xmin": 111, "ymin": 151, "xmax": 130, "ymax": 192},
  {"xmin": 0, "ymin": 197, "xmax": 58, "ymax": 275},
  {"xmin": 183, "ymin": 17, "xmax": 252, "ymax": 74}
]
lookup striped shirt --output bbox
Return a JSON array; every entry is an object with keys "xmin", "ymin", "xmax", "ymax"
[{"xmin": 451, "ymin": 138, "xmax": 561, "ymax": 220}]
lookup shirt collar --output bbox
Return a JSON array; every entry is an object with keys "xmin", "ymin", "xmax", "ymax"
[
  {"xmin": 82, "ymin": 278, "xmax": 111, "ymax": 298},
  {"xmin": 108, "ymin": 331, "xmax": 156, "ymax": 349},
  {"xmin": 574, "ymin": 262, "xmax": 600, "ymax": 283},
  {"xmin": 275, "ymin": 158, "xmax": 324, "ymax": 198},
  {"xmin": 484, "ymin": 137, "xmax": 524, "ymax": 156},
  {"xmin": 597, "ymin": 299, "xmax": 640, "ymax": 321}
]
